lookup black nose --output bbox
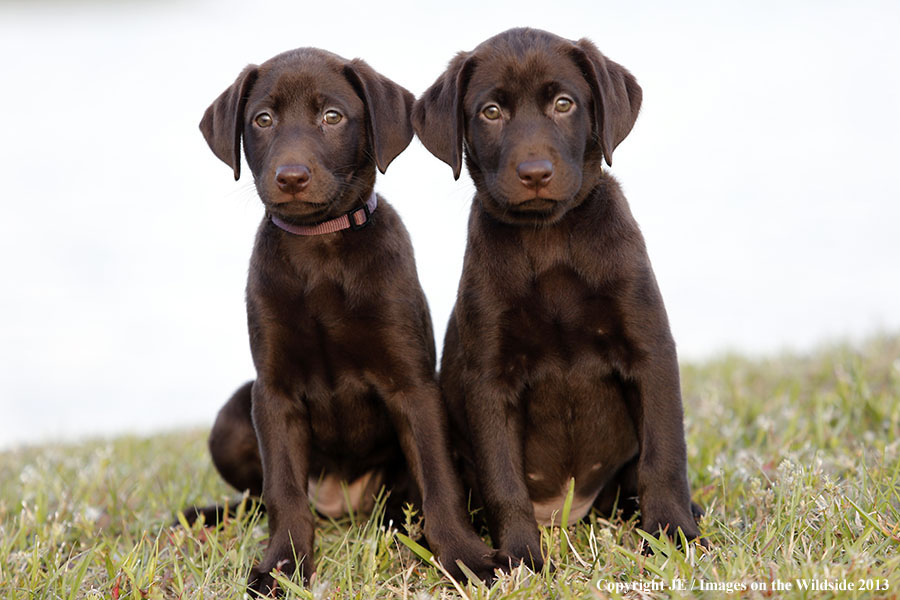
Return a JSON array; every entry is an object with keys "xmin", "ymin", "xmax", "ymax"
[
  {"xmin": 275, "ymin": 164, "xmax": 311, "ymax": 194},
  {"xmin": 516, "ymin": 160, "xmax": 554, "ymax": 189}
]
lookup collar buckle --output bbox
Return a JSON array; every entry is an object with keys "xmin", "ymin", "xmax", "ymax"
[{"xmin": 348, "ymin": 202, "xmax": 372, "ymax": 231}]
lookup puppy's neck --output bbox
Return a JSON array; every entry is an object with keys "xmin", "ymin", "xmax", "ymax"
[{"xmin": 268, "ymin": 191, "xmax": 377, "ymax": 236}]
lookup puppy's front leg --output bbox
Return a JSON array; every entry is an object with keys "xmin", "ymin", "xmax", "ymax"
[
  {"xmin": 625, "ymin": 277, "xmax": 702, "ymax": 544},
  {"xmin": 452, "ymin": 301, "xmax": 543, "ymax": 569},
  {"xmin": 464, "ymin": 378, "xmax": 544, "ymax": 571},
  {"xmin": 632, "ymin": 354, "xmax": 703, "ymax": 544},
  {"xmin": 376, "ymin": 378, "xmax": 507, "ymax": 581},
  {"xmin": 248, "ymin": 380, "xmax": 315, "ymax": 596}
]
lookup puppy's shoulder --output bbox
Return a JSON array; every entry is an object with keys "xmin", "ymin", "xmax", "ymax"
[
  {"xmin": 577, "ymin": 175, "xmax": 643, "ymax": 241},
  {"xmin": 368, "ymin": 195, "xmax": 415, "ymax": 256}
]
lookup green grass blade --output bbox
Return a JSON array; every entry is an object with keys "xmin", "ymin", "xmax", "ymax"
[{"xmin": 395, "ymin": 532, "xmax": 433, "ymax": 563}]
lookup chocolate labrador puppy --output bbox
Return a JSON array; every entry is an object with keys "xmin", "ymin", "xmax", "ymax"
[
  {"xmin": 413, "ymin": 28, "xmax": 703, "ymax": 570},
  {"xmin": 196, "ymin": 48, "xmax": 502, "ymax": 596}
]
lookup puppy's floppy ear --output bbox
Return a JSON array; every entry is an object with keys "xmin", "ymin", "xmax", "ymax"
[
  {"xmin": 569, "ymin": 39, "xmax": 642, "ymax": 167},
  {"xmin": 412, "ymin": 52, "xmax": 475, "ymax": 180},
  {"xmin": 344, "ymin": 59, "xmax": 415, "ymax": 174},
  {"xmin": 199, "ymin": 65, "xmax": 258, "ymax": 181}
]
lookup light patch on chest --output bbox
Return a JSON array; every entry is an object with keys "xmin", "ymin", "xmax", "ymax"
[
  {"xmin": 307, "ymin": 470, "xmax": 382, "ymax": 518},
  {"xmin": 531, "ymin": 478, "xmax": 599, "ymax": 526}
]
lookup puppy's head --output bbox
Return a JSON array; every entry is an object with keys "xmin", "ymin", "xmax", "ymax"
[
  {"xmin": 201, "ymin": 48, "xmax": 414, "ymax": 224},
  {"xmin": 413, "ymin": 28, "xmax": 641, "ymax": 225}
]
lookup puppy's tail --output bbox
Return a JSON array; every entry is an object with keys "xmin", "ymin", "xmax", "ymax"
[{"xmin": 172, "ymin": 496, "xmax": 265, "ymax": 528}]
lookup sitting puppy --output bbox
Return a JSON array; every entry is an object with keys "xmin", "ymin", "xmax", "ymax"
[
  {"xmin": 196, "ymin": 48, "xmax": 502, "ymax": 595},
  {"xmin": 413, "ymin": 28, "xmax": 703, "ymax": 570}
]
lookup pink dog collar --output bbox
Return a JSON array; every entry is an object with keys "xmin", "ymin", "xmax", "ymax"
[{"xmin": 269, "ymin": 191, "xmax": 377, "ymax": 236}]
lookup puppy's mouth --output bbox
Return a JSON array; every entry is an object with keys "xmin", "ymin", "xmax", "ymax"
[
  {"xmin": 265, "ymin": 198, "xmax": 330, "ymax": 225},
  {"xmin": 481, "ymin": 195, "xmax": 570, "ymax": 226},
  {"xmin": 508, "ymin": 197, "xmax": 558, "ymax": 213}
]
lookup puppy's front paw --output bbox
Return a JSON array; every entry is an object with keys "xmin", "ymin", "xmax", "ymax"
[
  {"xmin": 443, "ymin": 546, "xmax": 507, "ymax": 584},
  {"xmin": 247, "ymin": 563, "xmax": 282, "ymax": 598},
  {"xmin": 640, "ymin": 501, "xmax": 706, "ymax": 551},
  {"xmin": 690, "ymin": 500, "xmax": 705, "ymax": 521},
  {"xmin": 429, "ymin": 529, "xmax": 506, "ymax": 583},
  {"xmin": 501, "ymin": 527, "xmax": 545, "ymax": 573},
  {"xmin": 247, "ymin": 551, "xmax": 313, "ymax": 597}
]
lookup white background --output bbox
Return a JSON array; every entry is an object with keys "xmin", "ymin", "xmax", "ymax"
[{"xmin": 1, "ymin": 0, "xmax": 898, "ymax": 449}]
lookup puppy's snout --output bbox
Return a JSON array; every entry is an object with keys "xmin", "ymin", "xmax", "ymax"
[
  {"xmin": 275, "ymin": 164, "xmax": 311, "ymax": 194},
  {"xmin": 516, "ymin": 160, "xmax": 554, "ymax": 190}
]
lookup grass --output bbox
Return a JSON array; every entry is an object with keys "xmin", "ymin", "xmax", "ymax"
[{"xmin": 2, "ymin": 335, "xmax": 899, "ymax": 599}]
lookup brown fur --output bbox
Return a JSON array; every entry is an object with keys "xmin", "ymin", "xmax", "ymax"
[
  {"xmin": 413, "ymin": 28, "xmax": 703, "ymax": 570},
  {"xmin": 192, "ymin": 48, "xmax": 504, "ymax": 596}
]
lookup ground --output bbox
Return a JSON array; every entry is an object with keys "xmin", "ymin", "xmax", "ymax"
[{"xmin": 1, "ymin": 335, "xmax": 898, "ymax": 599}]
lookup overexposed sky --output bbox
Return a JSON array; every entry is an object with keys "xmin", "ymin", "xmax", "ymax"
[{"xmin": 1, "ymin": 0, "xmax": 898, "ymax": 449}]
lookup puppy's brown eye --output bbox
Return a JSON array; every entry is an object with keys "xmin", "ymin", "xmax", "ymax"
[
  {"xmin": 255, "ymin": 112, "xmax": 273, "ymax": 127},
  {"xmin": 554, "ymin": 97, "xmax": 574, "ymax": 113},
  {"xmin": 323, "ymin": 110, "xmax": 343, "ymax": 125},
  {"xmin": 482, "ymin": 105, "xmax": 501, "ymax": 120}
]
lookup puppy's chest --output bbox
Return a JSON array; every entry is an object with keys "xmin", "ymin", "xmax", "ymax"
[
  {"xmin": 259, "ymin": 277, "xmax": 391, "ymax": 380},
  {"xmin": 497, "ymin": 265, "xmax": 631, "ymax": 369},
  {"xmin": 269, "ymin": 282, "xmax": 398, "ymax": 459}
]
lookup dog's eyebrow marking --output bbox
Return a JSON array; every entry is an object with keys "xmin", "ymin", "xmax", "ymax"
[
  {"xmin": 252, "ymin": 93, "xmax": 283, "ymax": 114},
  {"xmin": 471, "ymin": 87, "xmax": 512, "ymax": 113},
  {"xmin": 315, "ymin": 94, "xmax": 350, "ymax": 112},
  {"xmin": 543, "ymin": 81, "xmax": 562, "ymax": 95}
]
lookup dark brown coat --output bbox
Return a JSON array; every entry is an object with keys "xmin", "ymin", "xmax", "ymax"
[
  {"xmin": 414, "ymin": 28, "xmax": 703, "ymax": 570},
  {"xmin": 196, "ymin": 48, "xmax": 503, "ymax": 595}
]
